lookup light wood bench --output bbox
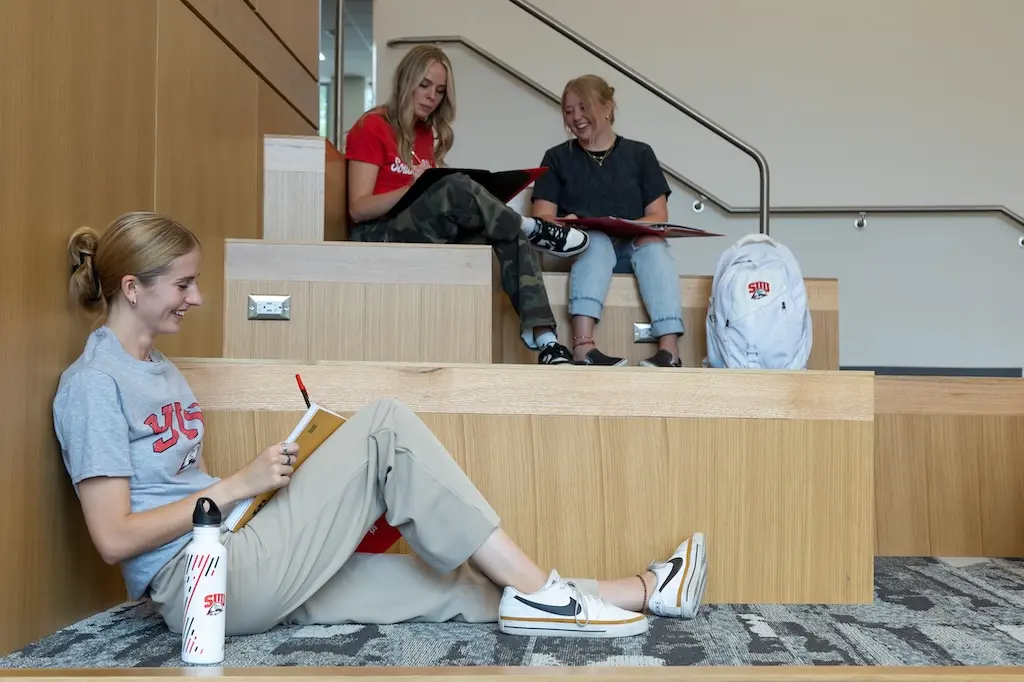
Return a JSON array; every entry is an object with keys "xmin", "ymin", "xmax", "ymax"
[
  {"xmin": 874, "ymin": 375, "xmax": 1024, "ymax": 557},
  {"xmin": 177, "ymin": 358, "xmax": 875, "ymax": 605},
  {"xmin": 222, "ymin": 239, "xmax": 500, "ymax": 364},
  {"xmin": 494, "ymin": 273, "xmax": 840, "ymax": 369}
]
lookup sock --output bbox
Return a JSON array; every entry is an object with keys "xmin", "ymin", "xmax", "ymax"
[
  {"xmin": 536, "ymin": 331, "xmax": 557, "ymax": 347},
  {"xmin": 520, "ymin": 216, "xmax": 539, "ymax": 236}
]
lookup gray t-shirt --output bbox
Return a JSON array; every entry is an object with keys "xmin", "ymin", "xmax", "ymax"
[{"xmin": 53, "ymin": 325, "xmax": 223, "ymax": 600}]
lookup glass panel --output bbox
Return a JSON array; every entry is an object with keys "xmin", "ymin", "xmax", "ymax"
[{"xmin": 318, "ymin": 0, "xmax": 374, "ymax": 146}]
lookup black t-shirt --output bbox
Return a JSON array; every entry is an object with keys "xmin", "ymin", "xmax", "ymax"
[{"xmin": 530, "ymin": 136, "xmax": 671, "ymax": 219}]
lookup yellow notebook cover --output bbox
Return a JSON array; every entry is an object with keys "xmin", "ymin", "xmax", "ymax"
[{"xmin": 224, "ymin": 403, "xmax": 346, "ymax": 532}]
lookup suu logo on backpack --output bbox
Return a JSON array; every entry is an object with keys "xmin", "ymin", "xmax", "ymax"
[{"xmin": 704, "ymin": 233, "xmax": 813, "ymax": 370}]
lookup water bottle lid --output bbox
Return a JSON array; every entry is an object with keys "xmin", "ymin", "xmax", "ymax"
[{"xmin": 193, "ymin": 497, "xmax": 222, "ymax": 527}]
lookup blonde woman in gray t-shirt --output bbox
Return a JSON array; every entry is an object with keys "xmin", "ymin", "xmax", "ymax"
[{"xmin": 53, "ymin": 211, "xmax": 707, "ymax": 639}]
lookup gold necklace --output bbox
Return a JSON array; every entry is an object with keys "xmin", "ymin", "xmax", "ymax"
[{"xmin": 581, "ymin": 139, "xmax": 615, "ymax": 167}]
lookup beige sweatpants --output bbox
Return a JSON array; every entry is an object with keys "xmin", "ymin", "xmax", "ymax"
[{"xmin": 149, "ymin": 397, "xmax": 529, "ymax": 636}]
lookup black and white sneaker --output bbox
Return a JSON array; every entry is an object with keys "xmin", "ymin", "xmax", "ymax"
[
  {"xmin": 646, "ymin": 532, "xmax": 708, "ymax": 619},
  {"xmin": 538, "ymin": 341, "xmax": 573, "ymax": 365},
  {"xmin": 499, "ymin": 569, "xmax": 648, "ymax": 638},
  {"xmin": 527, "ymin": 219, "xmax": 590, "ymax": 258}
]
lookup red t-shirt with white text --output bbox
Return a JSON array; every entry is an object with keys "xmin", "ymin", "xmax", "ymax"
[{"xmin": 344, "ymin": 110, "xmax": 436, "ymax": 195}]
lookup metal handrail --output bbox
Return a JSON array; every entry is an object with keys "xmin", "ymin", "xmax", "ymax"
[
  {"xmin": 386, "ymin": 36, "xmax": 729, "ymax": 207},
  {"xmin": 386, "ymin": 33, "xmax": 1024, "ymax": 233},
  {"xmin": 503, "ymin": 0, "xmax": 770, "ymax": 236}
]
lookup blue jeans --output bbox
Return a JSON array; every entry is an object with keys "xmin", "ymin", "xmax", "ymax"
[{"xmin": 568, "ymin": 231, "xmax": 685, "ymax": 338}]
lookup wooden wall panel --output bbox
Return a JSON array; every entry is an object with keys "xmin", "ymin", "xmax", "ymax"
[
  {"xmin": 152, "ymin": 0, "xmax": 260, "ymax": 359},
  {"xmin": 181, "ymin": 0, "xmax": 319, "ymax": 126},
  {"xmin": 875, "ymin": 377, "xmax": 1024, "ymax": 557},
  {"xmin": 0, "ymin": 0, "xmax": 159, "ymax": 656},
  {"xmin": 253, "ymin": 0, "xmax": 321, "ymax": 78},
  {"xmin": 0, "ymin": 0, "xmax": 319, "ymax": 657}
]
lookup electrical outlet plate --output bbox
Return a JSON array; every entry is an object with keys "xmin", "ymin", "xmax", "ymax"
[
  {"xmin": 633, "ymin": 323, "xmax": 656, "ymax": 343},
  {"xmin": 247, "ymin": 294, "xmax": 291, "ymax": 320}
]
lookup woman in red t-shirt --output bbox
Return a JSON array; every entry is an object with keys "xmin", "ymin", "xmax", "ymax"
[{"xmin": 344, "ymin": 45, "xmax": 586, "ymax": 365}]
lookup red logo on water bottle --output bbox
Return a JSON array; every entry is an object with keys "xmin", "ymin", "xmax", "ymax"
[{"xmin": 204, "ymin": 593, "xmax": 226, "ymax": 615}]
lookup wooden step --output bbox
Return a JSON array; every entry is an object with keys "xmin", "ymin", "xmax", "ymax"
[
  {"xmin": 177, "ymin": 359, "xmax": 875, "ymax": 605},
  {"xmin": 223, "ymin": 239, "xmax": 499, "ymax": 363},
  {"xmin": 494, "ymin": 272, "xmax": 839, "ymax": 369}
]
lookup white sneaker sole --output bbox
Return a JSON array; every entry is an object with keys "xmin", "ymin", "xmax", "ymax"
[
  {"xmin": 538, "ymin": 244, "xmax": 589, "ymax": 258},
  {"xmin": 498, "ymin": 615, "xmax": 648, "ymax": 638}
]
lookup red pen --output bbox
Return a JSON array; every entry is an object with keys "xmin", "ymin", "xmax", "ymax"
[{"xmin": 295, "ymin": 374, "xmax": 311, "ymax": 409}]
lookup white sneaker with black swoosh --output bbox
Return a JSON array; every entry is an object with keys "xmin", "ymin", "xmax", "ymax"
[
  {"xmin": 498, "ymin": 570, "xmax": 648, "ymax": 638},
  {"xmin": 647, "ymin": 532, "xmax": 708, "ymax": 619}
]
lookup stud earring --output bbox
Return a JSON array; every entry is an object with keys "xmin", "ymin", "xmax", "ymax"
[{"xmin": 130, "ymin": 298, "xmax": 137, "ymax": 307}]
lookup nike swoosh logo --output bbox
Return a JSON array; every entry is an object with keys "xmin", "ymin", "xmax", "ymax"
[
  {"xmin": 513, "ymin": 595, "xmax": 581, "ymax": 617},
  {"xmin": 659, "ymin": 557, "xmax": 683, "ymax": 593}
]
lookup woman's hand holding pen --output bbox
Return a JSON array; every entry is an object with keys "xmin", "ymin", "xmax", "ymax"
[{"xmin": 411, "ymin": 160, "xmax": 430, "ymax": 182}]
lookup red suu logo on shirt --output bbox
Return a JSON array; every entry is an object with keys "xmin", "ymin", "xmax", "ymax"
[{"xmin": 145, "ymin": 401, "xmax": 204, "ymax": 454}]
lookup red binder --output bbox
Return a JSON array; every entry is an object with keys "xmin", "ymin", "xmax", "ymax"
[
  {"xmin": 355, "ymin": 513, "xmax": 402, "ymax": 553},
  {"xmin": 559, "ymin": 216, "xmax": 722, "ymax": 239}
]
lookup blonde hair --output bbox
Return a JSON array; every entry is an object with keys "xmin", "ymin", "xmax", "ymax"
[
  {"xmin": 382, "ymin": 45, "xmax": 456, "ymax": 167},
  {"xmin": 67, "ymin": 211, "xmax": 201, "ymax": 316},
  {"xmin": 562, "ymin": 74, "xmax": 617, "ymax": 129}
]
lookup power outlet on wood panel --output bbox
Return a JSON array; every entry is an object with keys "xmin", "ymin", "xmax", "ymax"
[
  {"xmin": 633, "ymin": 323, "xmax": 657, "ymax": 343},
  {"xmin": 247, "ymin": 294, "xmax": 291, "ymax": 320}
]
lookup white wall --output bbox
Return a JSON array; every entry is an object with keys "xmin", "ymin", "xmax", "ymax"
[
  {"xmin": 342, "ymin": 75, "xmax": 369, "ymax": 134},
  {"xmin": 374, "ymin": 0, "xmax": 1024, "ymax": 370}
]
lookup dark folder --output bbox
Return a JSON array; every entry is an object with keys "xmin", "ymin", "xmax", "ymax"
[{"xmin": 385, "ymin": 167, "xmax": 549, "ymax": 218}]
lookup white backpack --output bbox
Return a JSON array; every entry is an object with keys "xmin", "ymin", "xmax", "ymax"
[{"xmin": 704, "ymin": 233, "xmax": 812, "ymax": 370}]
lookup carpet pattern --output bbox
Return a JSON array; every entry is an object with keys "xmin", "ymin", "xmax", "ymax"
[{"xmin": 5, "ymin": 557, "xmax": 1024, "ymax": 668}]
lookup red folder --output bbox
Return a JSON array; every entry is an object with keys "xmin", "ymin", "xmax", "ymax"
[
  {"xmin": 559, "ymin": 216, "xmax": 722, "ymax": 239},
  {"xmin": 355, "ymin": 513, "xmax": 402, "ymax": 553}
]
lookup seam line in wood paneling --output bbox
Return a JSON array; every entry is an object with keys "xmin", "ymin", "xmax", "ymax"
[
  {"xmin": 177, "ymin": 0, "xmax": 317, "ymax": 130},
  {"xmin": 249, "ymin": 8, "xmax": 318, "ymax": 82}
]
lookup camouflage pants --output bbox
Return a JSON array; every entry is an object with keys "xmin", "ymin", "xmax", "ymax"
[{"xmin": 352, "ymin": 173, "xmax": 557, "ymax": 337}]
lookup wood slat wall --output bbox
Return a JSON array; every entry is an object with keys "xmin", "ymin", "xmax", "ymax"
[{"xmin": 0, "ymin": 0, "xmax": 321, "ymax": 655}]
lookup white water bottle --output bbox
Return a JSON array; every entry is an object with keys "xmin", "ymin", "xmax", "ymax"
[{"xmin": 181, "ymin": 497, "xmax": 227, "ymax": 665}]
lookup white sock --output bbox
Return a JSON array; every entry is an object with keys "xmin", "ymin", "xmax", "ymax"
[
  {"xmin": 536, "ymin": 331, "xmax": 557, "ymax": 347},
  {"xmin": 520, "ymin": 216, "xmax": 539, "ymax": 236}
]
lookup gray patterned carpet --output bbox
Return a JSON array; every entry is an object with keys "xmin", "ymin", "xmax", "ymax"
[{"xmin": 4, "ymin": 557, "xmax": 1024, "ymax": 668}]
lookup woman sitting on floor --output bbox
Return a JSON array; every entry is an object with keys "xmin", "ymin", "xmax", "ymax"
[
  {"xmin": 531, "ymin": 75, "xmax": 685, "ymax": 368},
  {"xmin": 53, "ymin": 211, "xmax": 709, "ymax": 639},
  {"xmin": 345, "ymin": 44, "xmax": 585, "ymax": 365}
]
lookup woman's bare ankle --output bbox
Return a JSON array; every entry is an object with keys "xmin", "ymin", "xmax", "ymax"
[
  {"xmin": 658, "ymin": 334, "xmax": 681, "ymax": 360},
  {"xmin": 595, "ymin": 570, "xmax": 657, "ymax": 612},
  {"xmin": 572, "ymin": 335, "xmax": 596, "ymax": 361}
]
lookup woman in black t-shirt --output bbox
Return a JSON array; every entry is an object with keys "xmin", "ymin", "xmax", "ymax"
[{"xmin": 531, "ymin": 75, "xmax": 684, "ymax": 367}]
